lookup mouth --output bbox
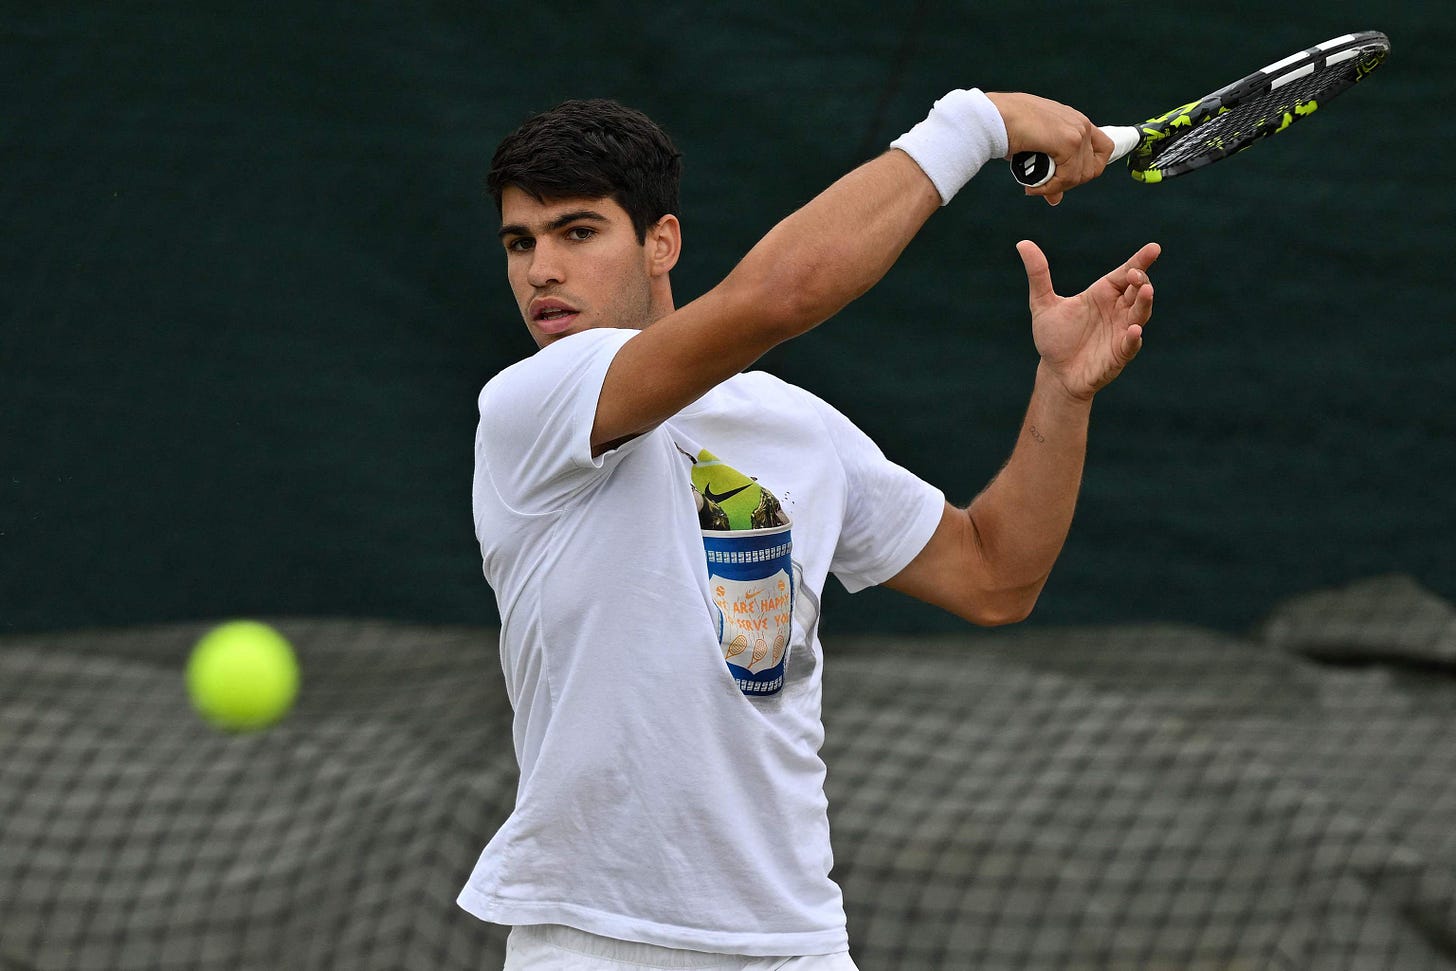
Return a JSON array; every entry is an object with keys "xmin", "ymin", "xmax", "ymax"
[{"xmin": 530, "ymin": 300, "xmax": 581, "ymax": 336}]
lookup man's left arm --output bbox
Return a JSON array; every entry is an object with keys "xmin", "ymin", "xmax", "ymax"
[{"xmin": 884, "ymin": 239, "xmax": 1160, "ymax": 626}]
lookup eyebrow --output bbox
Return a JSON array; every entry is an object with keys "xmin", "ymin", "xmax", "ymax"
[{"xmin": 497, "ymin": 209, "xmax": 610, "ymax": 240}]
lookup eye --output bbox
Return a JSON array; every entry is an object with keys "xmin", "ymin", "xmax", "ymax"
[
  {"xmin": 505, "ymin": 237, "xmax": 534, "ymax": 253},
  {"xmin": 565, "ymin": 226, "xmax": 596, "ymax": 242}
]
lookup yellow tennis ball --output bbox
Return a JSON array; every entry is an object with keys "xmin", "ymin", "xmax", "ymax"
[{"xmin": 186, "ymin": 620, "xmax": 300, "ymax": 731}]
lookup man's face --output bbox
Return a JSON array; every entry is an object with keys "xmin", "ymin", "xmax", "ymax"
[{"xmin": 498, "ymin": 188, "xmax": 657, "ymax": 348}]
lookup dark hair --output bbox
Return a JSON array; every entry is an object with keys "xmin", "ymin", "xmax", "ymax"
[{"xmin": 487, "ymin": 99, "xmax": 682, "ymax": 243}]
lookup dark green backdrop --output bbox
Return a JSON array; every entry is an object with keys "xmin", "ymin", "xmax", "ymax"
[{"xmin": 3, "ymin": 1, "xmax": 1451, "ymax": 636}]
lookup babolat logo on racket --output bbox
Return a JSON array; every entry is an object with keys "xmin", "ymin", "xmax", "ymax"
[{"xmin": 1018, "ymin": 153, "xmax": 1053, "ymax": 186}]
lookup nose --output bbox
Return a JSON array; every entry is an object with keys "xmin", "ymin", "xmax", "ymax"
[{"xmin": 525, "ymin": 239, "xmax": 563, "ymax": 289}]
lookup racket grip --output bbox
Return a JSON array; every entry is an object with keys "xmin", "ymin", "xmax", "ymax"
[{"xmin": 1009, "ymin": 125, "xmax": 1141, "ymax": 188}]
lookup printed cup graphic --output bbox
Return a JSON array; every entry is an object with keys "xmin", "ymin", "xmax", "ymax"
[{"xmin": 703, "ymin": 520, "xmax": 794, "ymax": 696}]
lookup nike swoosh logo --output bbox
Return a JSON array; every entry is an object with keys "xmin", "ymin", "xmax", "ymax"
[{"xmin": 702, "ymin": 483, "xmax": 753, "ymax": 505}]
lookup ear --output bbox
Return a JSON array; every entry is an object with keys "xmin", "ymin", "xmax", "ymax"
[{"xmin": 644, "ymin": 214, "xmax": 681, "ymax": 278}]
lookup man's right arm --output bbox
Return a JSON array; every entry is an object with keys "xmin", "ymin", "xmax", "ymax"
[{"xmin": 590, "ymin": 90, "xmax": 1111, "ymax": 455}]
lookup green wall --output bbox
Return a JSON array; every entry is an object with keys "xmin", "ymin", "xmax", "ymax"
[{"xmin": 3, "ymin": 1, "xmax": 1451, "ymax": 635}]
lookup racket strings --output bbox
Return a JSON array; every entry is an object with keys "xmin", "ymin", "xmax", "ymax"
[{"xmin": 1150, "ymin": 64, "xmax": 1361, "ymax": 169}]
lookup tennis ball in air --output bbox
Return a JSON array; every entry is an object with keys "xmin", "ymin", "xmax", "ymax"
[{"xmin": 186, "ymin": 620, "xmax": 300, "ymax": 731}]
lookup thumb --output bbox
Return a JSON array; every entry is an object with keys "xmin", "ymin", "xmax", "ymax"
[{"xmin": 1016, "ymin": 239, "xmax": 1056, "ymax": 311}]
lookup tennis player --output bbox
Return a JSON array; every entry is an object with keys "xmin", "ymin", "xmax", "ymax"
[{"xmin": 462, "ymin": 91, "xmax": 1158, "ymax": 970}]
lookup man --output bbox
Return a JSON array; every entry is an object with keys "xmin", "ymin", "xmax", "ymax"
[{"xmin": 462, "ymin": 91, "xmax": 1158, "ymax": 970}]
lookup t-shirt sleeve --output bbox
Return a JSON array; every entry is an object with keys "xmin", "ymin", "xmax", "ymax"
[
  {"xmin": 808, "ymin": 394, "xmax": 946, "ymax": 593},
  {"xmin": 476, "ymin": 328, "xmax": 641, "ymax": 514}
]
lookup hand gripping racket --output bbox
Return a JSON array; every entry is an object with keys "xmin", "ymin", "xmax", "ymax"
[{"xmin": 1010, "ymin": 30, "xmax": 1390, "ymax": 187}]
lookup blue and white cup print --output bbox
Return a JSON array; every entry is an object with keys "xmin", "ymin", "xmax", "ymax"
[{"xmin": 703, "ymin": 520, "xmax": 794, "ymax": 696}]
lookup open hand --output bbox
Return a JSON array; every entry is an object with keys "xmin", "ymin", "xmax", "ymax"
[{"xmin": 1018, "ymin": 240, "xmax": 1161, "ymax": 400}]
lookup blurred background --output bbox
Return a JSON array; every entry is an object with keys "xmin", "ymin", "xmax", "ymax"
[
  {"xmin": 4, "ymin": 2, "xmax": 1455, "ymax": 969},
  {"xmin": 3, "ymin": 0, "xmax": 1450, "ymax": 638}
]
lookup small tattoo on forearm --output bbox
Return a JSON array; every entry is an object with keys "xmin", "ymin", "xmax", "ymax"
[{"xmin": 1029, "ymin": 425, "xmax": 1046, "ymax": 444}]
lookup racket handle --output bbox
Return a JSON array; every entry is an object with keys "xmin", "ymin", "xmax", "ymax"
[{"xmin": 1009, "ymin": 125, "xmax": 1141, "ymax": 188}]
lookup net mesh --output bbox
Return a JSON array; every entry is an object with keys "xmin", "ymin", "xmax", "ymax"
[{"xmin": 3, "ymin": 575, "xmax": 1456, "ymax": 969}]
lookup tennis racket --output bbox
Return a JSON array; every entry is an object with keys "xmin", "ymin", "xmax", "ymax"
[{"xmin": 1010, "ymin": 30, "xmax": 1390, "ymax": 187}]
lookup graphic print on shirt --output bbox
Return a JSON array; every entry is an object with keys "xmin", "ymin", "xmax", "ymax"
[{"xmin": 684, "ymin": 448, "xmax": 796, "ymax": 697}]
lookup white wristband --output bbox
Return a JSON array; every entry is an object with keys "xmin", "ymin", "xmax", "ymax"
[{"xmin": 890, "ymin": 88, "xmax": 1009, "ymax": 206}]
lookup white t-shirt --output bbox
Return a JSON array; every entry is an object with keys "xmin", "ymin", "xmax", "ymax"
[{"xmin": 459, "ymin": 328, "xmax": 944, "ymax": 956}]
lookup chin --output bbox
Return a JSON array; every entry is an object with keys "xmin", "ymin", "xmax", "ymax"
[{"xmin": 533, "ymin": 323, "xmax": 585, "ymax": 347}]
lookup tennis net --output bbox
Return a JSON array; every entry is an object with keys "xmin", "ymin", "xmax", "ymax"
[{"xmin": 2, "ymin": 575, "xmax": 1454, "ymax": 969}]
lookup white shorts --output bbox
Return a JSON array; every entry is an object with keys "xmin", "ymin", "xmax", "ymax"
[{"xmin": 503, "ymin": 924, "xmax": 861, "ymax": 971}]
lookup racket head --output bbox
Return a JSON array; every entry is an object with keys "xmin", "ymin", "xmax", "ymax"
[{"xmin": 1127, "ymin": 30, "xmax": 1389, "ymax": 183}]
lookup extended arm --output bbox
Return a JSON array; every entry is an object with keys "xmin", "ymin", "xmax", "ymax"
[
  {"xmin": 592, "ymin": 150, "xmax": 939, "ymax": 453},
  {"xmin": 591, "ymin": 91, "xmax": 1111, "ymax": 454},
  {"xmin": 885, "ymin": 240, "xmax": 1160, "ymax": 625}
]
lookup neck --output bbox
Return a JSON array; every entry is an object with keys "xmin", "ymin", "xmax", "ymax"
[{"xmin": 644, "ymin": 277, "xmax": 675, "ymax": 327}]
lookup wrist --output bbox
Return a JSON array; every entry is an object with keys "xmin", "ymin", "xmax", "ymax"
[
  {"xmin": 1036, "ymin": 359, "xmax": 1097, "ymax": 407},
  {"xmin": 890, "ymin": 88, "xmax": 1010, "ymax": 206}
]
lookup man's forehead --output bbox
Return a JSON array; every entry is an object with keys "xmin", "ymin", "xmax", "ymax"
[{"xmin": 498, "ymin": 187, "xmax": 626, "ymax": 228}]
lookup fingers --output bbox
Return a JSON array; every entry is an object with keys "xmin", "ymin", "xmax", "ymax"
[
  {"xmin": 1106, "ymin": 242, "xmax": 1163, "ymax": 290},
  {"xmin": 1112, "ymin": 281, "xmax": 1151, "ymax": 366},
  {"xmin": 987, "ymin": 91, "xmax": 1112, "ymax": 203},
  {"xmin": 1016, "ymin": 239, "xmax": 1057, "ymax": 311},
  {"xmin": 1120, "ymin": 323, "xmax": 1145, "ymax": 364},
  {"xmin": 1129, "ymin": 240, "xmax": 1162, "ymax": 271},
  {"xmin": 1114, "ymin": 245, "xmax": 1158, "ymax": 356},
  {"xmin": 1117, "ymin": 276, "xmax": 1140, "ymax": 310},
  {"xmin": 1024, "ymin": 152, "xmax": 1105, "ymax": 204},
  {"xmin": 1028, "ymin": 118, "xmax": 1108, "ymax": 203},
  {"xmin": 1117, "ymin": 268, "xmax": 1156, "ymax": 363},
  {"xmin": 1128, "ymin": 279, "xmax": 1154, "ymax": 327}
]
